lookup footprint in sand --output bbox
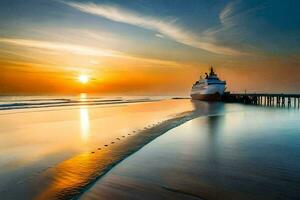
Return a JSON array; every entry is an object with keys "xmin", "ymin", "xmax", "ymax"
[
  {"xmin": 104, "ymin": 145, "xmax": 108, "ymax": 147},
  {"xmin": 97, "ymin": 148, "xmax": 101, "ymax": 150},
  {"xmin": 111, "ymin": 142, "xmax": 115, "ymax": 144},
  {"xmin": 116, "ymin": 138, "xmax": 120, "ymax": 140},
  {"xmin": 122, "ymin": 136, "xmax": 125, "ymax": 137},
  {"xmin": 128, "ymin": 133, "xmax": 131, "ymax": 135},
  {"xmin": 91, "ymin": 151, "xmax": 95, "ymax": 154}
]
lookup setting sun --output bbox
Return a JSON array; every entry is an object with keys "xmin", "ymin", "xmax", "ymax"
[{"xmin": 78, "ymin": 75, "xmax": 89, "ymax": 84}]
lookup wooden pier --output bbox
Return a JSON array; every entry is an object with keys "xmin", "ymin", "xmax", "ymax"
[{"xmin": 222, "ymin": 93, "xmax": 300, "ymax": 108}]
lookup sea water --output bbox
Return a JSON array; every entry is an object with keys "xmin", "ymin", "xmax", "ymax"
[
  {"xmin": 80, "ymin": 102, "xmax": 300, "ymax": 200},
  {"xmin": 0, "ymin": 95, "xmax": 194, "ymax": 199},
  {"xmin": 1, "ymin": 96, "xmax": 300, "ymax": 200}
]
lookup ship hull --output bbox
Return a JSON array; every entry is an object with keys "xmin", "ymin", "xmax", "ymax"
[
  {"xmin": 190, "ymin": 84, "xmax": 225, "ymax": 101},
  {"xmin": 191, "ymin": 93, "xmax": 222, "ymax": 101}
]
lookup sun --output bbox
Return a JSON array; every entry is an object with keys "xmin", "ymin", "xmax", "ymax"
[{"xmin": 78, "ymin": 75, "xmax": 89, "ymax": 84}]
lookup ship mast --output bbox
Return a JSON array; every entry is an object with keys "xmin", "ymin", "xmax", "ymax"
[{"xmin": 210, "ymin": 66, "xmax": 215, "ymax": 76}]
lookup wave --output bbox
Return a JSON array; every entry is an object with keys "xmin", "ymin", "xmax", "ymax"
[{"xmin": 0, "ymin": 96, "xmax": 157, "ymax": 111}]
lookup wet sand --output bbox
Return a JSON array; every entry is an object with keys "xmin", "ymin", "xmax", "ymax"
[
  {"xmin": 80, "ymin": 104, "xmax": 300, "ymax": 200},
  {"xmin": 33, "ymin": 101, "xmax": 227, "ymax": 199},
  {"xmin": 0, "ymin": 98, "xmax": 202, "ymax": 199},
  {"xmin": 3, "ymin": 98, "xmax": 299, "ymax": 200}
]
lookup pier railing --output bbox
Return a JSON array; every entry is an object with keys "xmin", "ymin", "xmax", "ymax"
[{"xmin": 222, "ymin": 93, "xmax": 300, "ymax": 108}]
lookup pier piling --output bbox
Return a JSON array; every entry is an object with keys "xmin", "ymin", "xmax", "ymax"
[{"xmin": 222, "ymin": 93, "xmax": 300, "ymax": 108}]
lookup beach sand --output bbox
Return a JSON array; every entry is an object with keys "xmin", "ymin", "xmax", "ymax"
[
  {"xmin": 2, "ymin": 98, "xmax": 300, "ymax": 200},
  {"xmin": 31, "ymin": 101, "xmax": 230, "ymax": 200},
  {"xmin": 0, "ymin": 99, "xmax": 201, "ymax": 199},
  {"xmin": 80, "ymin": 103, "xmax": 300, "ymax": 200}
]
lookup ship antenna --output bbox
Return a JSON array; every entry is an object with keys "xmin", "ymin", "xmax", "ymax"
[{"xmin": 210, "ymin": 65, "xmax": 214, "ymax": 75}]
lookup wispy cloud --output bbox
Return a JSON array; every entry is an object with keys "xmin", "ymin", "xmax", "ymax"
[
  {"xmin": 202, "ymin": 1, "xmax": 240, "ymax": 38},
  {"xmin": 202, "ymin": 0, "xmax": 266, "ymax": 55},
  {"xmin": 63, "ymin": 1, "xmax": 246, "ymax": 56},
  {"xmin": 0, "ymin": 37, "xmax": 183, "ymax": 67},
  {"xmin": 155, "ymin": 33, "xmax": 165, "ymax": 38},
  {"xmin": 219, "ymin": 0, "xmax": 265, "ymax": 29},
  {"xmin": 0, "ymin": 38, "xmax": 117, "ymax": 57},
  {"xmin": 219, "ymin": 0, "xmax": 238, "ymax": 28}
]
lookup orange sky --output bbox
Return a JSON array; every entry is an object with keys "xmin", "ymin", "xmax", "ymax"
[
  {"xmin": 0, "ymin": 1, "xmax": 300, "ymax": 95},
  {"xmin": 2, "ymin": 56, "xmax": 300, "ymax": 95}
]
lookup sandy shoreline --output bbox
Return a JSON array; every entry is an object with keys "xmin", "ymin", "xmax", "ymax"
[
  {"xmin": 79, "ymin": 104, "xmax": 300, "ymax": 200},
  {"xmin": 2, "ymin": 98, "xmax": 300, "ymax": 200},
  {"xmin": 0, "ymin": 99, "xmax": 205, "ymax": 200},
  {"xmin": 34, "ymin": 110, "xmax": 200, "ymax": 200}
]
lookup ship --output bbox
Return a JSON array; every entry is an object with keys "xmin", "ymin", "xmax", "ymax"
[{"xmin": 191, "ymin": 67, "xmax": 226, "ymax": 101}]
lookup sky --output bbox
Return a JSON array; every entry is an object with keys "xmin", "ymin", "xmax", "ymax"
[{"xmin": 0, "ymin": 0, "xmax": 300, "ymax": 95}]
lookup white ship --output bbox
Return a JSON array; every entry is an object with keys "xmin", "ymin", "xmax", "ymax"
[{"xmin": 191, "ymin": 67, "xmax": 226, "ymax": 101}]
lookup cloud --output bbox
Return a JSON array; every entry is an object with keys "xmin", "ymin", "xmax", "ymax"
[
  {"xmin": 201, "ymin": 0, "xmax": 266, "ymax": 55},
  {"xmin": 155, "ymin": 33, "xmax": 164, "ymax": 38},
  {"xmin": 63, "ymin": 1, "xmax": 246, "ymax": 56},
  {"xmin": 0, "ymin": 37, "xmax": 183, "ymax": 67},
  {"xmin": 202, "ymin": 1, "xmax": 240, "ymax": 39},
  {"xmin": 219, "ymin": 0, "xmax": 265, "ymax": 28},
  {"xmin": 0, "ymin": 38, "xmax": 117, "ymax": 57},
  {"xmin": 219, "ymin": 0, "xmax": 240, "ymax": 28}
]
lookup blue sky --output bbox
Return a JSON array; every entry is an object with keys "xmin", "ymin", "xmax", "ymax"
[
  {"xmin": 0, "ymin": 0, "xmax": 300, "ymax": 94},
  {"xmin": 1, "ymin": 0, "xmax": 299, "ymax": 55}
]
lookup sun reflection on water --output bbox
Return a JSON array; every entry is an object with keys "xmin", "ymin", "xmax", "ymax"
[
  {"xmin": 80, "ymin": 93, "xmax": 87, "ymax": 101},
  {"xmin": 79, "ymin": 93, "xmax": 90, "ymax": 142},
  {"xmin": 80, "ymin": 107, "xmax": 90, "ymax": 142}
]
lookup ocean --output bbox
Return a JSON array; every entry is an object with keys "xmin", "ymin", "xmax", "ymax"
[{"xmin": 0, "ymin": 95, "xmax": 300, "ymax": 200}]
